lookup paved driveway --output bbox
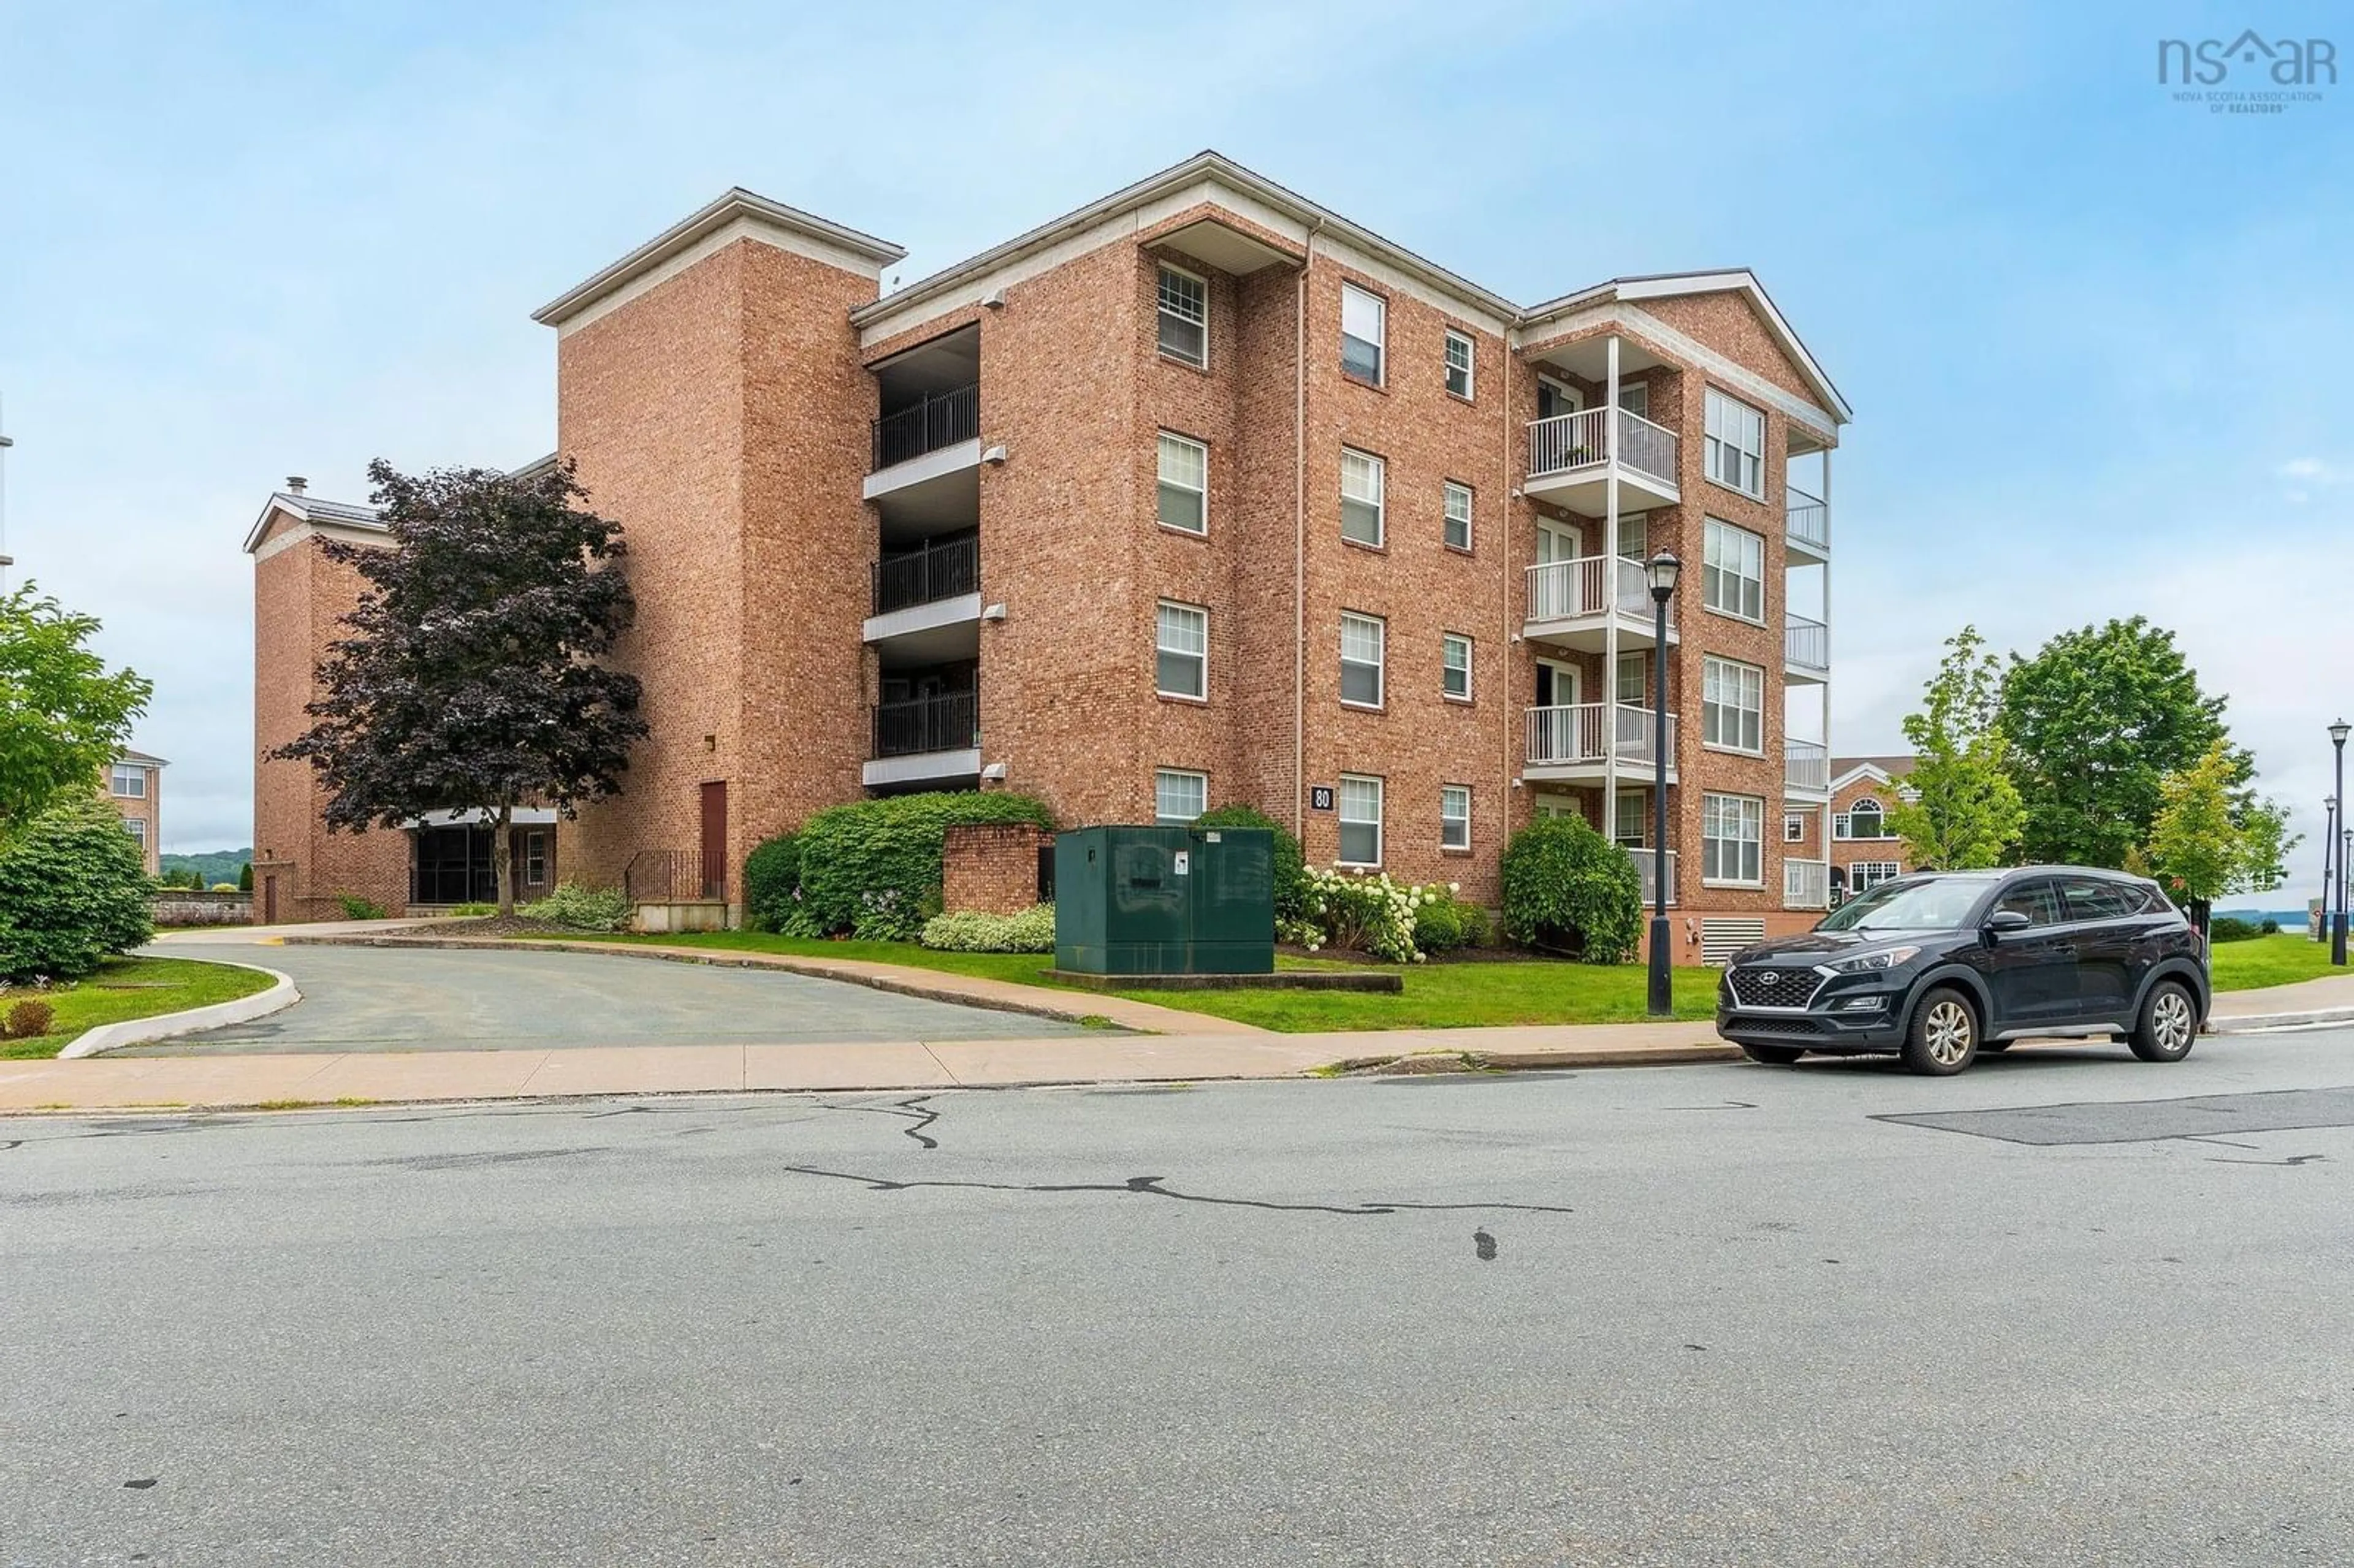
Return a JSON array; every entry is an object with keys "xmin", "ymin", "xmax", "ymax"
[{"xmin": 120, "ymin": 942, "xmax": 1095, "ymax": 1055}]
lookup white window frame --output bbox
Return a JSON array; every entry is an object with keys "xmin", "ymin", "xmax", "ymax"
[
  {"xmin": 1154, "ymin": 599, "xmax": 1208, "ymax": 701},
  {"xmin": 1617, "ymin": 511, "xmax": 1648, "ymax": 562},
  {"xmin": 1853, "ymin": 859, "xmax": 1904, "ymax": 890},
  {"xmin": 1702, "ymin": 518, "xmax": 1766, "ymax": 625},
  {"xmin": 1702, "ymin": 793, "xmax": 1766, "ymax": 888},
  {"xmin": 524, "ymin": 829, "xmax": 549, "ymax": 884},
  {"xmin": 1340, "ymin": 612, "xmax": 1385, "ymax": 709},
  {"xmin": 1441, "ymin": 633, "xmax": 1473, "ymax": 702},
  {"xmin": 1618, "ymin": 379, "xmax": 1650, "ymax": 419},
  {"xmin": 1338, "ymin": 774, "xmax": 1384, "ymax": 867},
  {"xmin": 1702, "ymin": 655, "xmax": 1766, "ymax": 755},
  {"xmin": 110, "ymin": 763, "xmax": 146, "ymax": 799},
  {"xmin": 1340, "ymin": 447, "xmax": 1385, "ymax": 547},
  {"xmin": 1157, "ymin": 264, "xmax": 1207, "ymax": 368},
  {"xmin": 1443, "ymin": 329, "xmax": 1475, "ymax": 400},
  {"xmin": 124, "ymin": 816, "xmax": 148, "ymax": 848},
  {"xmin": 1835, "ymin": 797, "xmax": 1893, "ymax": 841},
  {"xmin": 1784, "ymin": 812, "xmax": 1806, "ymax": 843},
  {"xmin": 1156, "ymin": 432, "xmax": 1208, "ymax": 535},
  {"xmin": 1341, "ymin": 283, "xmax": 1386, "ymax": 386},
  {"xmin": 1155, "ymin": 769, "xmax": 1208, "ymax": 826},
  {"xmin": 1440, "ymin": 785, "xmax": 1472, "ymax": 851},
  {"xmin": 1615, "ymin": 650, "xmax": 1648, "ymax": 707},
  {"xmin": 1442, "ymin": 480, "xmax": 1473, "ymax": 552},
  {"xmin": 1704, "ymin": 387, "xmax": 1766, "ymax": 499},
  {"xmin": 1614, "ymin": 786, "xmax": 1650, "ymax": 849}
]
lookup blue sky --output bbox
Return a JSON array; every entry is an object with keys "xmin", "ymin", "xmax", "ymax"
[{"xmin": 3, "ymin": 1, "xmax": 2349, "ymax": 881}]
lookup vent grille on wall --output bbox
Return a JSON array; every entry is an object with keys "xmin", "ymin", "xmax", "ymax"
[{"xmin": 1701, "ymin": 918, "xmax": 1769, "ymax": 966}]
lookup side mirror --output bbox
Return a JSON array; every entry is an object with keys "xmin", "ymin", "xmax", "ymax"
[{"xmin": 1984, "ymin": 909, "xmax": 2032, "ymax": 940}]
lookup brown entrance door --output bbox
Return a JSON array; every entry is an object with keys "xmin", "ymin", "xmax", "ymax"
[
  {"xmin": 263, "ymin": 875, "xmax": 278, "ymax": 924},
  {"xmin": 699, "ymin": 782, "xmax": 728, "ymax": 900}
]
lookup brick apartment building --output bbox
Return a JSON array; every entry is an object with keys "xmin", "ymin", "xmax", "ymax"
[
  {"xmin": 249, "ymin": 152, "xmax": 1851, "ymax": 961},
  {"xmin": 103, "ymin": 749, "xmax": 166, "ymax": 877},
  {"xmin": 1820, "ymin": 755, "xmax": 1916, "ymax": 901}
]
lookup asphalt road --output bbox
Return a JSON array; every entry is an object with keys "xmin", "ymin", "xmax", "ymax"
[
  {"xmin": 7, "ymin": 1031, "xmax": 2354, "ymax": 1566},
  {"xmin": 113, "ymin": 942, "xmax": 1095, "ymax": 1054}
]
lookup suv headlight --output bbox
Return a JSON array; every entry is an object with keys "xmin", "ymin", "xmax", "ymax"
[{"xmin": 1827, "ymin": 945, "xmax": 1920, "ymax": 974}]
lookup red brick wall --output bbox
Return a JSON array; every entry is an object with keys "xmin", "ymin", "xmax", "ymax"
[
  {"xmin": 941, "ymin": 822, "xmax": 1044, "ymax": 915},
  {"xmin": 99, "ymin": 762, "xmax": 162, "ymax": 876}
]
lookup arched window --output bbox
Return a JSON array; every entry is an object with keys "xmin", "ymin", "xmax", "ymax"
[{"xmin": 1838, "ymin": 797, "xmax": 1887, "ymax": 840}]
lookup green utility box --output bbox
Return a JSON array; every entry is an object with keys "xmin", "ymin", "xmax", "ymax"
[{"xmin": 1054, "ymin": 826, "xmax": 1275, "ymax": 976}]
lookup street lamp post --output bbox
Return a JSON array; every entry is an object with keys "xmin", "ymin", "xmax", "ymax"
[
  {"xmin": 2334, "ymin": 720, "xmax": 2350, "ymax": 966},
  {"xmin": 2326, "ymin": 796, "xmax": 2340, "ymax": 945},
  {"xmin": 1645, "ymin": 551, "xmax": 1682, "ymax": 1018}
]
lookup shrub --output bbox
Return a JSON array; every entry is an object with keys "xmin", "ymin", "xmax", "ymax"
[
  {"xmin": 919, "ymin": 902, "xmax": 1057, "ymax": 953},
  {"xmin": 1194, "ymin": 804, "xmax": 1306, "ymax": 921},
  {"xmin": 0, "ymin": 797, "xmax": 154, "ymax": 981},
  {"xmin": 238, "ymin": 862, "xmax": 254, "ymax": 893},
  {"xmin": 210, "ymin": 882, "xmax": 239, "ymax": 893},
  {"xmin": 2261, "ymin": 917, "xmax": 2280, "ymax": 935},
  {"xmin": 743, "ymin": 833, "xmax": 802, "ymax": 932},
  {"xmin": 1290, "ymin": 867, "xmax": 1435, "ymax": 964},
  {"xmin": 519, "ymin": 881, "xmax": 633, "ymax": 932},
  {"xmin": 1500, "ymin": 816, "xmax": 1642, "ymax": 964},
  {"xmin": 790, "ymin": 793, "xmax": 1054, "ymax": 941},
  {"xmin": 2209, "ymin": 915, "xmax": 2260, "ymax": 943},
  {"xmin": 335, "ymin": 894, "xmax": 389, "ymax": 921},
  {"xmin": 4, "ymin": 999, "xmax": 56, "ymax": 1040},
  {"xmin": 450, "ymin": 902, "xmax": 496, "ymax": 918},
  {"xmin": 1413, "ymin": 887, "xmax": 1488, "ymax": 954}
]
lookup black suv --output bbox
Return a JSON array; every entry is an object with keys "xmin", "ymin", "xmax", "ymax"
[{"xmin": 1716, "ymin": 867, "xmax": 2209, "ymax": 1075}]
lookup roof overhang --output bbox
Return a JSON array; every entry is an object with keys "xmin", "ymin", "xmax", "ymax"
[{"xmin": 242, "ymin": 493, "xmax": 386, "ymax": 556}]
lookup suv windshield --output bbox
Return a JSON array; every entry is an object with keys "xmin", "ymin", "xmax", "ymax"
[{"xmin": 1818, "ymin": 875, "xmax": 1997, "ymax": 932}]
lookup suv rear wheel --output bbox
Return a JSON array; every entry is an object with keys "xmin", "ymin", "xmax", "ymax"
[
  {"xmin": 2128, "ymin": 979, "xmax": 2198, "ymax": 1063},
  {"xmin": 1902, "ymin": 986, "xmax": 1979, "ymax": 1076}
]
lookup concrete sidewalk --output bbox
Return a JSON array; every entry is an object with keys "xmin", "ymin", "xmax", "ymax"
[{"xmin": 2207, "ymin": 969, "xmax": 2354, "ymax": 1032}]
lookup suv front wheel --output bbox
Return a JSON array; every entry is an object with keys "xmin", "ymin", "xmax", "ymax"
[
  {"xmin": 1902, "ymin": 986, "xmax": 1980, "ymax": 1076},
  {"xmin": 2128, "ymin": 979, "xmax": 2198, "ymax": 1063}
]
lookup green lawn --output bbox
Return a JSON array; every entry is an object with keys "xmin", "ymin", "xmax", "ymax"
[
  {"xmin": 2209, "ymin": 932, "xmax": 2345, "ymax": 992},
  {"xmin": 530, "ymin": 930, "xmax": 1720, "ymax": 1032},
  {"xmin": 1, "ymin": 956, "xmax": 278, "ymax": 1059}
]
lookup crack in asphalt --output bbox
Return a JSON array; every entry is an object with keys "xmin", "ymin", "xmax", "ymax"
[
  {"xmin": 772, "ymin": 1163, "xmax": 1575, "ymax": 1217},
  {"xmin": 814, "ymin": 1095, "xmax": 941, "ymax": 1151}
]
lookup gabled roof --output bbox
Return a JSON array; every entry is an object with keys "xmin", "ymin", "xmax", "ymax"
[
  {"xmin": 240, "ymin": 490, "xmax": 384, "ymax": 555},
  {"xmin": 115, "ymin": 748, "xmax": 168, "ymax": 768},
  {"xmin": 1830, "ymin": 755, "xmax": 1918, "ymax": 791}
]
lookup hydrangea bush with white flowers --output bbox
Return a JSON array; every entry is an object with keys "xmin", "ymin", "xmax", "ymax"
[{"xmin": 1282, "ymin": 866, "xmax": 1479, "ymax": 964}]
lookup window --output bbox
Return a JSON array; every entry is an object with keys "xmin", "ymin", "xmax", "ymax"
[
  {"xmin": 1785, "ymin": 812, "xmax": 1806, "ymax": 843},
  {"xmin": 124, "ymin": 816, "xmax": 148, "ymax": 848},
  {"xmin": 1704, "ymin": 387, "xmax": 1766, "ymax": 497},
  {"xmin": 1617, "ymin": 512, "xmax": 1648, "ymax": 561},
  {"xmin": 1619, "ymin": 379, "xmax": 1649, "ymax": 419},
  {"xmin": 1853, "ymin": 861, "xmax": 1904, "ymax": 891},
  {"xmin": 1441, "ymin": 785, "xmax": 1472, "ymax": 851},
  {"xmin": 110, "ymin": 763, "xmax": 146, "ymax": 798},
  {"xmin": 1155, "ymin": 769, "xmax": 1208, "ymax": 826},
  {"xmin": 1157, "ymin": 432, "xmax": 1207, "ymax": 534},
  {"xmin": 1443, "ymin": 329, "xmax": 1474, "ymax": 399},
  {"xmin": 524, "ymin": 830, "xmax": 549, "ymax": 885},
  {"xmin": 1615, "ymin": 787, "xmax": 1649, "ymax": 848},
  {"xmin": 2058, "ymin": 875, "xmax": 2140, "ymax": 921},
  {"xmin": 1341, "ymin": 284, "xmax": 1386, "ymax": 384},
  {"xmin": 1157, "ymin": 265, "xmax": 1206, "ymax": 367},
  {"xmin": 1835, "ymin": 797, "xmax": 1889, "ymax": 840},
  {"xmin": 1615, "ymin": 651, "xmax": 1648, "ymax": 706},
  {"xmin": 1442, "ymin": 481, "xmax": 1473, "ymax": 551},
  {"xmin": 1702, "ymin": 519, "xmax": 1766, "ymax": 622},
  {"xmin": 1155, "ymin": 600, "xmax": 1207, "ymax": 699},
  {"xmin": 1339, "ymin": 775, "xmax": 1383, "ymax": 866},
  {"xmin": 1340, "ymin": 448, "xmax": 1385, "ymax": 546},
  {"xmin": 1702, "ymin": 656, "xmax": 1765, "ymax": 753},
  {"xmin": 1339, "ymin": 612, "xmax": 1385, "ymax": 707},
  {"xmin": 1995, "ymin": 878, "xmax": 2065, "ymax": 926},
  {"xmin": 1702, "ymin": 793, "xmax": 1764, "ymax": 886},
  {"xmin": 1441, "ymin": 634, "xmax": 1473, "ymax": 701}
]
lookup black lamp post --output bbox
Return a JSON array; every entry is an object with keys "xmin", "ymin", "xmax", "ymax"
[
  {"xmin": 1645, "ymin": 550, "xmax": 1682, "ymax": 1018},
  {"xmin": 2335, "ymin": 719, "xmax": 2350, "ymax": 967},
  {"xmin": 2326, "ymin": 795, "xmax": 2340, "ymax": 946}
]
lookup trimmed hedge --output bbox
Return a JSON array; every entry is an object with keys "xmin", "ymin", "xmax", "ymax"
[
  {"xmin": 2209, "ymin": 915, "xmax": 2260, "ymax": 943},
  {"xmin": 1414, "ymin": 891, "xmax": 1488, "ymax": 953},
  {"xmin": 519, "ymin": 881, "xmax": 632, "ymax": 932},
  {"xmin": 920, "ymin": 902, "xmax": 1056, "ymax": 953},
  {"xmin": 0, "ymin": 796, "xmax": 154, "ymax": 981},
  {"xmin": 743, "ymin": 832, "xmax": 801, "ymax": 932},
  {"xmin": 1499, "ymin": 815, "xmax": 1642, "ymax": 964},
  {"xmin": 1193, "ymin": 804, "xmax": 1306, "ymax": 921},
  {"xmin": 788, "ymin": 792, "xmax": 1054, "ymax": 941}
]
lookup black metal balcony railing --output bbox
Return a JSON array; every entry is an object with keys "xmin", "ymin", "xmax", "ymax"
[
  {"xmin": 625, "ymin": 848, "xmax": 722, "ymax": 902},
  {"xmin": 872, "ymin": 533, "xmax": 980, "ymax": 616},
  {"xmin": 870, "ymin": 382, "xmax": 979, "ymax": 471},
  {"xmin": 873, "ymin": 690, "xmax": 980, "ymax": 759}
]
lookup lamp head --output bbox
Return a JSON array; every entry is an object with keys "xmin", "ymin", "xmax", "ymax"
[
  {"xmin": 2333, "ymin": 717, "xmax": 2350, "ymax": 747},
  {"xmin": 1645, "ymin": 550, "xmax": 1682, "ymax": 604}
]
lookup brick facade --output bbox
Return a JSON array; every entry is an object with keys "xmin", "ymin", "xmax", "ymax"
[
  {"xmin": 101, "ymin": 752, "xmax": 164, "ymax": 876},
  {"xmin": 941, "ymin": 823, "xmax": 1046, "ymax": 915},
  {"xmin": 1828, "ymin": 759, "xmax": 1914, "ymax": 897}
]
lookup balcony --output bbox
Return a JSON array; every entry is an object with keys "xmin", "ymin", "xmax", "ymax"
[
  {"xmin": 864, "ymin": 690, "xmax": 981, "ymax": 789},
  {"xmin": 1785, "ymin": 615, "xmax": 1829, "ymax": 682},
  {"xmin": 865, "ymin": 533, "xmax": 981, "ymax": 661},
  {"xmin": 1524, "ymin": 554, "xmax": 1679, "ymax": 652},
  {"xmin": 1524, "ymin": 405, "xmax": 1680, "ymax": 513},
  {"xmin": 865, "ymin": 381, "xmax": 981, "ymax": 508},
  {"xmin": 1785, "ymin": 738, "xmax": 1830, "ymax": 799},
  {"xmin": 1626, "ymin": 844, "xmax": 1678, "ymax": 908},
  {"xmin": 1525, "ymin": 702, "xmax": 1678, "ymax": 783},
  {"xmin": 1787, "ymin": 485, "xmax": 1829, "ymax": 562},
  {"xmin": 1784, "ymin": 857, "xmax": 1830, "ymax": 911}
]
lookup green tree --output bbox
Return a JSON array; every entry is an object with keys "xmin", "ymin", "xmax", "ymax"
[
  {"xmin": 2144, "ymin": 739, "xmax": 2298, "ymax": 923},
  {"xmin": 0, "ymin": 584, "xmax": 153, "ymax": 833},
  {"xmin": 1999, "ymin": 617, "xmax": 2244, "ymax": 867},
  {"xmin": 0, "ymin": 796, "xmax": 154, "ymax": 980},
  {"xmin": 1887, "ymin": 626, "xmax": 2024, "ymax": 870}
]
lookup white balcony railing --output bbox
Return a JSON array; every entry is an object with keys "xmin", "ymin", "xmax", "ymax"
[
  {"xmin": 1526, "ymin": 702, "xmax": 1677, "ymax": 769},
  {"xmin": 1526, "ymin": 554, "xmax": 1674, "ymax": 630},
  {"xmin": 1786, "ymin": 614, "xmax": 1829, "ymax": 672},
  {"xmin": 1785, "ymin": 738, "xmax": 1829, "ymax": 794},
  {"xmin": 1627, "ymin": 845, "xmax": 1678, "ymax": 908},
  {"xmin": 1787, "ymin": 486, "xmax": 1829, "ymax": 552},
  {"xmin": 1784, "ymin": 858, "xmax": 1830, "ymax": 911},
  {"xmin": 1526, "ymin": 406, "xmax": 1680, "ymax": 492}
]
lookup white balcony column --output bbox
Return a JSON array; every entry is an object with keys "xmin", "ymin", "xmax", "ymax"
[{"xmin": 1602, "ymin": 332, "xmax": 1621, "ymax": 843}]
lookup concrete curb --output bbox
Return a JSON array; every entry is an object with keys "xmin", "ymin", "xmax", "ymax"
[
  {"xmin": 59, "ymin": 962, "xmax": 300, "ymax": 1059},
  {"xmin": 2208, "ymin": 1006, "xmax": 2354, "ymax": 1035}
]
